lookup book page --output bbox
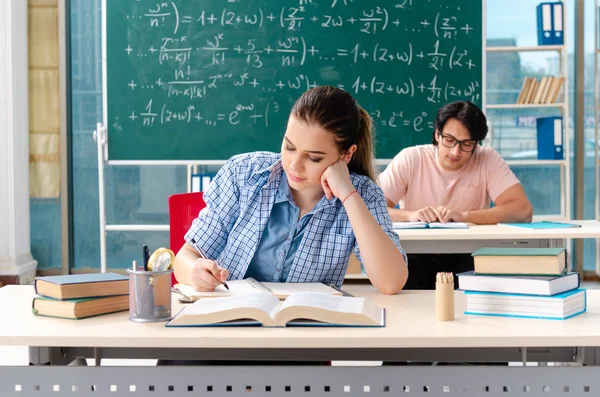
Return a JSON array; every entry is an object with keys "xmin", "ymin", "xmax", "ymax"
[
  {"xmin": 261, "ymin": 282, "xmax": 342, "ymax": 299},
  {"xmin": 277, "ymin": 292, "xmax": 383, "ymax": 326},
  {"xmin": 169, "ymin": 292, "xmax": 282, "ymax": 326},
  {"xmin": 428, "ymin": 222, "xmax": 469, "ymax": 229},
  {"xmin": 175, "ymin": 280, "xmax": 342, "ymax": 300},
  {"xmin": 174, "ymin": 279, "xmax": 261, "ymax": 300},
  {"xmin": 392, "ymin": 221, "xmax": 427, "ymax": 229}
]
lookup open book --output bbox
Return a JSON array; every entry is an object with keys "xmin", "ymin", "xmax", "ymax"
[
  {"xmin": 166, "ymin": 292, "xmax": 385, "ymax": 327},
  {"xmin": 173, "ymin": 278, "xmax": 342, "ymax": 301},
  {"xmin": 393, "ymin": 221, "xmax": 469, "ymax": 230}
]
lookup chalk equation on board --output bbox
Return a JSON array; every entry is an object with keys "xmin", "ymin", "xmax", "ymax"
[{"xmin": 106, "ymin": 0, "xmax": 482, "ymax": 160}]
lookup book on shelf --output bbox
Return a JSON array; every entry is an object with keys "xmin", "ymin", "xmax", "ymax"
[
  {"xmin": 515, "ymin": 75, "xmax": 564, "ymax": 104},
  {"xmin": 173, "ymin": 278, "xmax": 342, "ymax": 302},
  {"xmin": 392, "ymin": 221, "xmax": 469, "ymax": 230},
  {"xmin": 533, "ymin": 76, "xmax": 548, "ymax": 104},
  {"xmin": 464, "ymin": 288, "xmax": 586, "ymax": 320},
  {"xmin": 34, "ymin": 273, "xmax": 129, "ymax": 300},
  {"xmin": 472, "ymin": 247, "xmax": 567, "ymax": 276},
  {"xmin": 457, "ymin": 271, "xmax": 579, "ymax": 296},
  {"xmin": 32, "ymin": 295, "xmax": 129, "ymax": 320},
  {"xmin": 166, "ymin": 291, "xmax": 385, "ymax": 327},
  {"xmin": 525, "ymin": 77, "xmax": 538, "ymax": 104}
]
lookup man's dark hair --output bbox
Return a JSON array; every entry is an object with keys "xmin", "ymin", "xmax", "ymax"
[{"xmin": 431, "ymin": 101, "xmax": 488, "ymax": 146}]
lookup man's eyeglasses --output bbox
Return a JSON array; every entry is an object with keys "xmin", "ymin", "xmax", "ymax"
[{"xmin": 439, "ymin": 132, "xmax": 477, "ymax": 153}]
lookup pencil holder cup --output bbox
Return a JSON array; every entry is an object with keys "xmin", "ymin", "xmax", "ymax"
[
  {"xmin": 435, "ymin": 273, "xmax": 455, "ymax": 321},
  {"xmin": 127, "ymin": 269, "xmax": 173, "ymax": 322}
]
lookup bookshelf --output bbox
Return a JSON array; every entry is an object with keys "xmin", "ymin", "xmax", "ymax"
[{"xmin": 485, "ymin": 0, "xmax": 570, "ymax": 221}]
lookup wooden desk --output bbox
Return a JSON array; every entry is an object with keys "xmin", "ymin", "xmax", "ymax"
[
  {"xmin": 394, "ymin": 220, "xmax": 600, "ymax": 254},
  {"xmin": 2, "ymin": 285, "xmax": 600, "ymax": 395},
  {"xmin": 1, "ymin": 285, "xmax": 598, "ymax": 356}
]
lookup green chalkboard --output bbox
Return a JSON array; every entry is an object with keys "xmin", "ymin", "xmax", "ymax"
[{"xmin": 105, "ymin": 0, "xmax": 482, "ymax": 161}]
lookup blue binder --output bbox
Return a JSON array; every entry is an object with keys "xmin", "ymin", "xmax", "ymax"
[
  {"xmin": 536, "ymin": 3, "xmax": 554, "ymax": 45},
  {"xmin": 536, "ymin": 116, "xmax": 563, "ymax": 160},
  {"xmin": 552, "ymin": 2, "xmax": 564, "ymax": 45}
]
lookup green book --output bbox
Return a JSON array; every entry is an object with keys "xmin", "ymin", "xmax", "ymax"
[
  {"xmin": 34, "ymin": 272, "xmax": 128, "ymax": 300},
  {"xmin": 32, "ymin": 295, "xmax": 129, "ymax": 320},
  {"xmin": 472, "ymin": 248, "xmax": 567, "ymax": 276}
]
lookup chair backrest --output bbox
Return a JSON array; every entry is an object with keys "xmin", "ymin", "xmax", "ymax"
[{"xmin": 168, "ymin": 192, "xmax": 206, "ymax": 285}]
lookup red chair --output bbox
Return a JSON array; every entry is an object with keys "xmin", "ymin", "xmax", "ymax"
[{"xmin": 168, "ymin": 192, "xmax": 206, "ymax": 286}]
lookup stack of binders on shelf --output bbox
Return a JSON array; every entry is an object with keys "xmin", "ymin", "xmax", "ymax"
[
  {"xmin": 537, "ymin": 2, "xmax": 564, "ymax": 45},
  {"xmin": 458, "ymin": 248, "xmax": 586, "ymax": 320},
  {"xmin": 191, "ymin": 174, "xmax": 215, "ymax": 193}
]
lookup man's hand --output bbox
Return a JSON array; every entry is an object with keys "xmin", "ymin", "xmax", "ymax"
[
  {"xmin": 408, "ymin": 206, "xmax": 443, "ymax": 223},
  {"xmin": 436, "ymin": 206, "xmax": 466, "ymax": 223}
]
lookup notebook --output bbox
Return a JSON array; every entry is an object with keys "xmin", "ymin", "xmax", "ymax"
[
  {"xmin": 498, "ymin": 221, "xmax": 581, "ymax": 229},
  {"xmin": 166, "ymin": 291, "xmax": 385, "ymax": 327},
  {"xmin": 464, "ymin": 288, "xmax": 586, "ymax": 320},
  {"xmin": 173, "ymin": 278, "xmax": 342, "ymax": 302},
  {"xmin": 393, "ymin": 221, "xmax": 469, "ymax": 230}
]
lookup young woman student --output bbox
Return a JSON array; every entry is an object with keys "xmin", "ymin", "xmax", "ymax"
[{"xmin": 174, "ymin": 86, "xmax": 408, "ymax": 295}]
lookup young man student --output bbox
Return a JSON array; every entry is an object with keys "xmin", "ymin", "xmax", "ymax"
[
  {"xmin": 378, "ymin": 100, "xmax": 533, "ymax": 289},
  {"xmin": 174, "ymin": 86, "xmax": 408, "ymax": 295}
]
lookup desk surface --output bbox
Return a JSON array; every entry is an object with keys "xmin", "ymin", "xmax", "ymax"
[
  {"xmin": 1, "ymin": 285, "xmax": 599, "ymax": 349},
  {"xmin": 394, "ymin": 220, "xmax": 600, "ymax": 240}
]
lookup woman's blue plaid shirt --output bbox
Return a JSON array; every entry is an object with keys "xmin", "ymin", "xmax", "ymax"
[{"xmin": 185, "ymin": 151, "xmax": 407, "ymax": 287}]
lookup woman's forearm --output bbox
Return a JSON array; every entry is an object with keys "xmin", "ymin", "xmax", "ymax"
[
  {"xmin": 173, "ymin": 244, "xmax": 201, "ymax": 285},
  {"xmin": 343, "ymin": 194, "xmax": 408, "ymax": 294}
]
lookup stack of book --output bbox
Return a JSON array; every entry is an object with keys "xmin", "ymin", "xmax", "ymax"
[
  {"xmin": 516, "ymin": 76, "xmax": 565, "ymax": 105},
  {"xmin": 458, "ymin": 248, "xmax": 586, "ymax": 320},
  {"xmin": 32, "ymin": 273, "xmax": 129, "ymax": 319}
]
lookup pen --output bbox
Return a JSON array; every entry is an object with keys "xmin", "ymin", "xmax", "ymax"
[
  {"xmin": 191, "ymin": 239, "xmax": 229, "ymax": 290},
  {"xmin": 143, "ymin": 245, "xmax": 150, "ymax": 271}
]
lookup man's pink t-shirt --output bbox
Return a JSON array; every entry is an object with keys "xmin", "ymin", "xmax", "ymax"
[{"xmin": 378, "ymin": 144, "xmax": 520, "ymax": 211}]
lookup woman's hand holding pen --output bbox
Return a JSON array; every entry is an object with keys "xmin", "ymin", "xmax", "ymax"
[
  {"xmin": 191, "ymin": 258, "xmax": 229, "ymax": 292},
  {"xmin": 320, "ymin": 159, "xmax": 355, "ymax": 201}
]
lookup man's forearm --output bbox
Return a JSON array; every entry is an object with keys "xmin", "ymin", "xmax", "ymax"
[{"xmin": 462, "ymin": 200, "xmax": 533, "ymax": 225}]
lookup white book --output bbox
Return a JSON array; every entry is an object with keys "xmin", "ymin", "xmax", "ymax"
[
  {"xmin": 457, "ymin": 271, "xmax": 579, "ymax": 296},
  {"xmin": 464, "ymin": 288, "xmax": 586, "ymax": 320}
]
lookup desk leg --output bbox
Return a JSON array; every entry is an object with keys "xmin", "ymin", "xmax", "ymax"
[
  {"xmin": 94, "ymin": 348, "xmax": 102, "ymax": 366},
  {"xmin": 29, "ymin": 347, "xmax": 71, "ymax": 366},
  {"xmin": 577, "ymin": 347, "xmax": 600, "ymax": 366}
]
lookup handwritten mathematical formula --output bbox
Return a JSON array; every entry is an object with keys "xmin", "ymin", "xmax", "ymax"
[{"xmin": 110, "ymin": 0, "xmax": 481, "ymax": 139}]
